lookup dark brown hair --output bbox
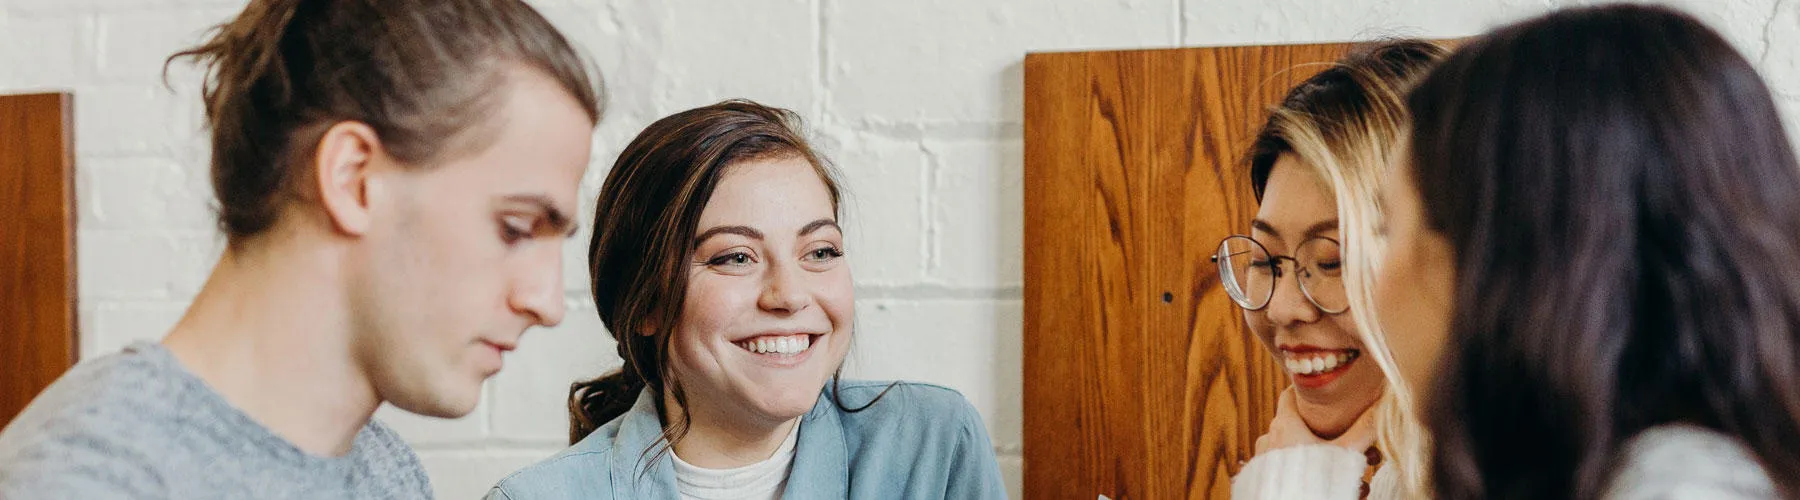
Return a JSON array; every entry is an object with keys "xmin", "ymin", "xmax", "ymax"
[
  {"xmin": 1408, "ymin": 4, "xmax": 1800, "ymax": 498},
  {"xmin": 167, "ymin": 0, "xmax": 602, "ymax": 243},
  {"xmin": 569, "ymin": 100, "xmax": 889, "ymax": 463}
]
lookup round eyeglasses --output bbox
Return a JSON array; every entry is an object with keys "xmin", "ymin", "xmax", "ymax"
[{"xmin": 1210, "ymin": 235, "xmax": 1347, "ymax": 314}]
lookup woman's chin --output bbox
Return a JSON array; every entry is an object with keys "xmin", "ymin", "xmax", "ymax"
[
  {"xmin": 737, "ymin": 385, "xmax": 823, "ymax": 421},
  {"xmin": 1292, "ymin": 389, "xmax": 1376, "ymax": 439}
]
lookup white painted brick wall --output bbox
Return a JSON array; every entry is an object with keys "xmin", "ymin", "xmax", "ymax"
[{"xmin": 4, "ymin": 0, "xmax": 1795, "ymax": 498}]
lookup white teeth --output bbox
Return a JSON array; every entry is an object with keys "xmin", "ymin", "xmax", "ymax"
[
  {"xmin": 739, "ymin": 336, "xmax": 812, "ymax": 356},
  {"xmin": 1286, "ymin": 351, "xmax": 1358, "ymax": 375}
]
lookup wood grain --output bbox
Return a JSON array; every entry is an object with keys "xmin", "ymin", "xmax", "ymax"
[
  {"xmin": 0, "ymin": 92, "xmax": 77, "ymax": 429},
  {"xmin": 1023, "ymin": 44, "xmax": 1352, "ymax": 499}
]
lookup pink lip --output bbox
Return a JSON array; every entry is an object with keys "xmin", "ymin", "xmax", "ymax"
[
  {"xmin": 1292, "ymin": 362, "xmax": 1350, "ymax": 389},
  {"xmin": 481, "ymin": 339, "xmax": 517, "ymax": 352},
  {"xmin": 1278, "ymin": 343, "xmax": 1353, "ymax": 353},
  {"xmin": 476, "ymin": 339, "xmax": 514, "ymax": 375},
  {"xmin": 731, "ymin": 330, "xmax": 825, "ymax": 342}
]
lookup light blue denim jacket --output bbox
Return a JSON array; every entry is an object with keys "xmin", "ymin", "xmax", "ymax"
[{"xmin": 487, "ymin": 379, "xmax": 1008, "ymax": 499}]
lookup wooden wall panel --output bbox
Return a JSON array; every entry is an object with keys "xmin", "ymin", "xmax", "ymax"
[
  {"xmin": 1023, "ymin": 44, "xmax": 1352, "ymax": 499},
  {"xmin": 0, "ymin": 92, "xmax": 77, "ymax": 429}
]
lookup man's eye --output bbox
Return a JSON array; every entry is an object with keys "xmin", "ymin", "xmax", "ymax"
[{"xmin": 500, "ymin": 218, "xmax": 533, "ymax": 244}]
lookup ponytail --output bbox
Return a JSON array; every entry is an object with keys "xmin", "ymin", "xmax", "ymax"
[
  {"xmin": 567, "ymin": 368, "xmax": 646, "ymax": 444},
  {"xmin": 163, "ymin": 0, "xmax": 600, "ymax": 243},
  {"xmin": 164, "ymin": 0, "xmax": 314, "ymax": 239}
]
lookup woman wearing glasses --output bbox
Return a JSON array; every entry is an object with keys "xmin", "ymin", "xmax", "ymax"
[{"xmin": 1221, "ymin": 40, "xmax": 1443, "ymax": 499}]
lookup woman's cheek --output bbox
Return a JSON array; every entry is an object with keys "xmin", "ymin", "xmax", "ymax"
[
  {"xmin": 1329, "ymin": 314, "xmax": 1363, "ymax": 348},
  {"xmin": 1244, "ymin": 310, "xmax": 1278, "ymax": 354}
]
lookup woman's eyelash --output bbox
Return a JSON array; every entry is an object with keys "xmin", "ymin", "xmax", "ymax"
[{"xmin": 707, "ymin": 252, "xmax": 753, "ymax": 266}]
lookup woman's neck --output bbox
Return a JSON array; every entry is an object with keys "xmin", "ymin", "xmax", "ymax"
[{"xmin": 662, "ymin": 390, "xmax": 800, "ymax": 469}]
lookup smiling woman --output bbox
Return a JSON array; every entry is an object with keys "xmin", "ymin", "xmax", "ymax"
[
  {"xmin": 1224, "ymin": 40, "xmax": 1446, "ymax": 499},
  {"xmin": 487, "ymin": 100, "xmax": 1008, "ymax": 500}
]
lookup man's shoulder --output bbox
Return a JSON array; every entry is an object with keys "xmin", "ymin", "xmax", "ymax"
[
  {"xmin": 0, "ymin": 344, "xmax": 192, "ymax": 497},
  {"xmin": 0, "ymin": 343, "xmax": 194, "ymax": 444}
]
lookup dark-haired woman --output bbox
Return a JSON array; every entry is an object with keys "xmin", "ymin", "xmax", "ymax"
[
  {"xmin": 488, "ymin": 100, "xmax": 1007, "ymax": 499},
  {"xmin": 1379, "ymin": 4, "xmax": 1800, "ymax": 498}
]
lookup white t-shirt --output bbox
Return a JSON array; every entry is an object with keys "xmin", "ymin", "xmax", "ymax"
[{"xmin": 671, "ymin": 422, "xmax": 801, "ymax": 500}]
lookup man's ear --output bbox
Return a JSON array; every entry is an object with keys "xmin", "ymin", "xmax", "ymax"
[{"xmin": 313, "ymin": 121, "xmax": 384, "ymax": 237}]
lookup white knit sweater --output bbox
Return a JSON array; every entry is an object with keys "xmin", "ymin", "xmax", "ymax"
[{"xmin": 1230, "ymin": 424, "xmax": 1777, "ymax": 499}]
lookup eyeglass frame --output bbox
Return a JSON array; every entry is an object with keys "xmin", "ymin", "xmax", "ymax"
[{"xmin": 1208, "ymin": 234, "xmax": 1349, "ymax": 314}]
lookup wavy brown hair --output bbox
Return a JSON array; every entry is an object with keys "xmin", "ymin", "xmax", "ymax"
[
  {"xmin": 569, "ymin": 100, "xmax": 891, "ymax": 469},
  {"xmin": 1408, "ymin": 5, "xmax": 1800, "ymax": 498},
  {"xmin": 166, "ymin": 0, "xmax": 601, "ymax": 244}
]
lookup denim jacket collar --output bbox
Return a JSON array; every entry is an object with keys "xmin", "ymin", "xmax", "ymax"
[{"xmin": 600, "ymin": 387, "xmax": 851, "ymax": 497}]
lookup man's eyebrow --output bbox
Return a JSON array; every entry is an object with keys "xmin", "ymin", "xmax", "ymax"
[{"xmin": 499, "ymin": 194, "xmax": 579, "ymax": 237}]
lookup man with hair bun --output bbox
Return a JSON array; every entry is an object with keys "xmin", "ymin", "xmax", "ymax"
[{"xmin": 0, "ymin": 1, "xmax": 603, "ymax": 498}]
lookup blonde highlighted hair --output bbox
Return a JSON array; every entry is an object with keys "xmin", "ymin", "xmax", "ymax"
[{"xmin": 1246, "ymin": 39, "xmax": 1446, "ymax": 498}]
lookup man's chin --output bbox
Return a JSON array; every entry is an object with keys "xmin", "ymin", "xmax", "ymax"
[{"xmin": 387, "ymin": 385, "xmax": 482, "ymax": 419}]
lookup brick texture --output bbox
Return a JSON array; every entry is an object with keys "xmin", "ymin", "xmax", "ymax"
[{"xmin": 5, "ymin": 1, "xmax": 1794, "ymax": 498}]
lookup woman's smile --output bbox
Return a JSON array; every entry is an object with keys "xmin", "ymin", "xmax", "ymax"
[
  {"xmin": 1280, "ymin": 344, "xmax": 1362, "ymax": 389},
  {"xmin": 731, "ymin": 333, "xmax": 825, "ymax": 367}
]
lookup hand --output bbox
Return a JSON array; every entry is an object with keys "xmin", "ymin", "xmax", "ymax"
[{"xmin": 1253, "ymin": 387, "xmax": 1377, "ymax": 457}]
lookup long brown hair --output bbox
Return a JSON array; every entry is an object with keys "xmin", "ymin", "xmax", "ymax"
[
  {"xmin": 569, "ymin": 100, "xmax": 889, "ymax": 461},
  {"xmin": 1408, "ymin": 5, "xmax": 1800, "ymax": 498},
  {"xmin": 166, "ymin": 0, "xmax": 601, "ymax": 244}
]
